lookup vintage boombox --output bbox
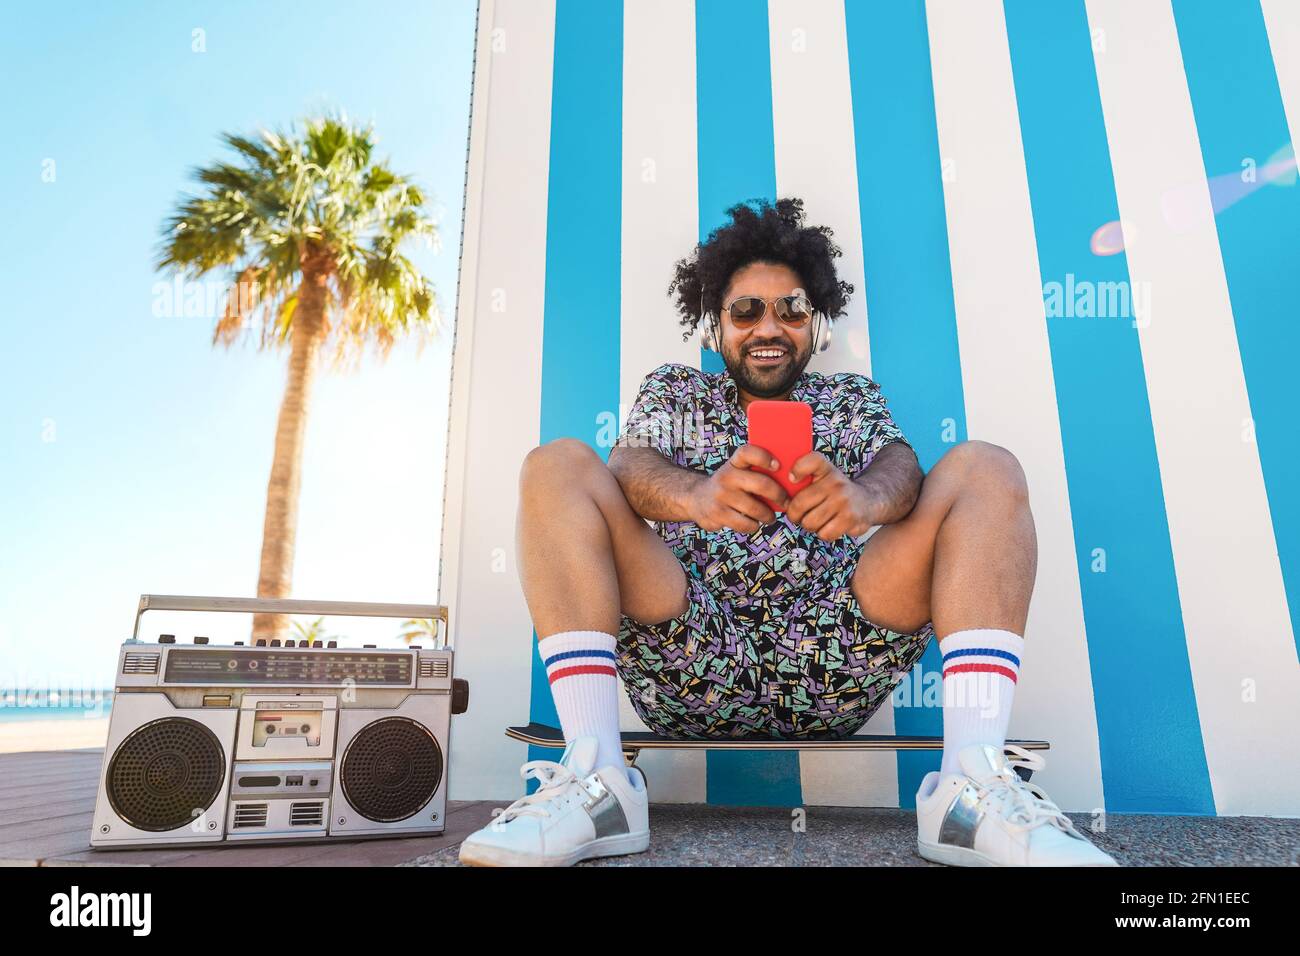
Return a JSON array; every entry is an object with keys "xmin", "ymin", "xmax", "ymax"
[{"xmin": 91, "ymin": 596, "xmax": 468, "ymax": 849}]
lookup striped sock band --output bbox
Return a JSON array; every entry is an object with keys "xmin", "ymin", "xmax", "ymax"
[
  {"xmin": 536, "ymin": 630, "xmax": 624, "ymax": 774},
  {"xmin": 938, "ymin": 629, "xmax": 1025, "ymax": 777},
  {"xmin": 941, "ymin": 637, "xmax": 1023, "ymax": 684},
  {"xmin": 542, "ymin": 641, "xmax": 618, "ymax": 684}
]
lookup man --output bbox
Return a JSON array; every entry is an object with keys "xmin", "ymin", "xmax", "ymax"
[{"xmin": 459, "ymin": 197, "xmax": 1116, "ymax": 867}]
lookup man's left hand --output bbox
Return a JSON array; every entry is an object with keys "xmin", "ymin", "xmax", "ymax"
[{"xmin": 785, "ymin": 451, "xmax": 877, "ymax": 542}]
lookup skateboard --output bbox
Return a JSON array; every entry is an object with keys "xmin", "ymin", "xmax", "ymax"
[{"xmin": 506, "ymin": 722, "xmax": 1047, "ymax": 781}]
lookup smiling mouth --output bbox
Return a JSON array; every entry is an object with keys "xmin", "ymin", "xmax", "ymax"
[{"xmin": 747, "ymin": 349, "xmax": 788, "ymax": 366}]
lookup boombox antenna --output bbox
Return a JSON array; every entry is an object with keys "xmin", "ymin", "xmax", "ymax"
[{"xmin": 131, "ymin": 594, "xmax": 448, "ymax": 642}]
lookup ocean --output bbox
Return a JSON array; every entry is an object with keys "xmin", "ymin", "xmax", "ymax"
[{"xmin": 0, "ymin": 693, "xmax": 114, "ymax": 722}]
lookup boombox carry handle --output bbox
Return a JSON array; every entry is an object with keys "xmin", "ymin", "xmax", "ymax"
[{"xmin": 131, "ymin": 594, "xmax": 449, "ymax": 642}]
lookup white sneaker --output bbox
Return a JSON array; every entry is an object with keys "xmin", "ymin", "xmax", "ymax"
[
  {"xmin": 915, "ymin": 743, "xmax": 1118, "ymax": 867},
  {"xmin": 458, "ymin": 736, "xmax": 649, "ymax": 867}
]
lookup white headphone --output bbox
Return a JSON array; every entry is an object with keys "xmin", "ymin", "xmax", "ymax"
[{"xmin": 699, "ymin": 290, "xmax": 832, "ymax": 354}]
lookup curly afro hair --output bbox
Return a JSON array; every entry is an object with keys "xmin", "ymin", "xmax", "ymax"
[{"xmin": 666, "ymin": 196, "xmax": 854, "ymax": 342}]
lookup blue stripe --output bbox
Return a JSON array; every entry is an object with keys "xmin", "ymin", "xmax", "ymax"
[
  {"xmin": 844, "ymin": 0, "xmax": 965, "ymax": 809},
  {"xmin": 942, "ymin": 648, "xmax": 1021, "ymax": 667},
  {"xmin": 1004, "ymin": 0, "xmax": 1214, "ymax": 814},
  {"xmin": 696, "ymin": 0, "xmax": 780, "ymax": 379},
  {"xmin": 528, "ymin": 0, "xmax": 624, "ymax": 780},
  {"xmin": 695, "ymin": 0, "xmax": 801, "ymax": 808},
  {"xmin": 1173, "ymin": 0, "xmax": 1300, "ymax": 661},
  {"xmin": 543, "ymin": 649, "xmax": 618, "ymax": 668}
]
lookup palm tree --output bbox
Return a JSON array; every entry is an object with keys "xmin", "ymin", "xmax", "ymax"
[
  {"xmin": 290, "ymin": 617, "xmax": 336, "ymax": 645},
  {"xmin": 158, "ymin": 115, "xmax": 440, "ymax": 640},
  {"xmin": 397, "ymin": 617, "xmax": 443, "ymax": 648}
]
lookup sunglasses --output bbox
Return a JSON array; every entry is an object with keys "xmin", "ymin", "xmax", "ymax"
[{"xmin": 723, "ymin": 294, "xmax": 814, "ymax": 329}]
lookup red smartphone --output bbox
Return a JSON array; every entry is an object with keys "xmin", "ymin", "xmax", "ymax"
[{"xmin": 746, "ymin": 400, "xmax": 813, "ymax": 513}]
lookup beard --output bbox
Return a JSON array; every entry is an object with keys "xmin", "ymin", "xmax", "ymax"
[{"xmin": 722, "ymin": 339, "xmax": 813, "ymax": 399}]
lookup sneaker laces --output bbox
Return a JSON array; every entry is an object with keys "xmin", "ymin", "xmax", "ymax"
[
  {"xmin": 971, "ymin": 745, "xmax": 1081, "ymax": 838},
  {"xmin": 489, "ymin": 759, "xmax": 580, "ymax": 824}
]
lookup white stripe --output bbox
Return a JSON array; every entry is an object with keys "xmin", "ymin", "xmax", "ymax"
[
  {"xmin": 1261, "ymin": 0, "xmax": 1300, "ymax": 159},
  {"xmin": 442, "ymin": 0, "xmax": 557, "ymax": 801},
  {"xmin": 768, "ymin": 0, "xmax": 874, "ymax": 379},
  {"xmin": 925, "ymin": 0, "xmax": 1105, "ymax": 812},
  {"xmin": 546, "ymin": 656, "xmax": 617, "ymax": 677},
  {"xmin": 943, "ymin": 655, "xmax": 1020, "ymax": 673},
  {"xmin": 767, "ymin": 0, "xmax": 896, "ymax": 807},
  {"xmin": 1086, "ymin": 0, "xmax": 1300, "ymax": 815},
  {"xmin": 619, "ymin": 0, "xmax": 706, "ymax": 803}
]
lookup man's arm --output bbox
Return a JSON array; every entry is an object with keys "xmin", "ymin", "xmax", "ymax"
[
  {"xmin": 607, "ymin": 445, "xmax": 707, "ymax": 523},
  {"xmin": 787, "ymin": 440, "xmax": 923, "ymax": 541},
  {"xmin": 609, "ymin": 444, "xmax": 792, "ymax": 531},
  {"xmin": 852, "ymin": 441, "xmax": 923, "ymax": 526}
]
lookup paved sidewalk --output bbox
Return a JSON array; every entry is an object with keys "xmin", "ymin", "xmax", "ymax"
[
  {"xmin": 405, "ymin": 802, "xmax": 1300, "ymax": 867},
  {"xmin": 7, "ymin": 750, "xmax": 1292, "ymax": 867}
]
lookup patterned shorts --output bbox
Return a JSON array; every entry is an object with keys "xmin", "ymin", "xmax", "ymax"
[{"xmin": 616, "ymin": 558, "xmax": 934, "ymax": 739}]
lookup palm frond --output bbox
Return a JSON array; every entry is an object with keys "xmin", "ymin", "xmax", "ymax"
[
  {"xmin": 397, "ymin": 618, "xmax": 441, "ymax": 646},
  {"xmin": 157, "ymin": 113, "xmax": 440, "ymax": 360}
]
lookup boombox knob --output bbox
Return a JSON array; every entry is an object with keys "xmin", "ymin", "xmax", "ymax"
[{"xmin": 451, "ymin": 678, "xmax": 470, "ymax": 715}]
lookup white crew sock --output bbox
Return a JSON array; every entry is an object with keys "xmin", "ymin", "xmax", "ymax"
[
  {"xmin": 537, "ymin": 631, "xmax": 626, "ymax": 775},
  {"xmin": 938, "ymin": 628, "xmax": 1025, "ymax": 777}
]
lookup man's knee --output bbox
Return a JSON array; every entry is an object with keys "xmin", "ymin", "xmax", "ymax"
[
  {"xmin": 937, "ymin": 440, "xmax": 1029, "ymax": 502},
  {"xmin": 519, "ymin": 438, "xmax": 605, "ymax": 493}
]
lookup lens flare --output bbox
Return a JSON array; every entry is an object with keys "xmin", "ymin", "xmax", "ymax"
[{"xmin": 1090, "ymin": 142, "xmax": 1294, "ymax": 256}]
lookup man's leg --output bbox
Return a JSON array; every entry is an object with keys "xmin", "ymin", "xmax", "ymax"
[
  {"xmin": 516, "ymin": 438, "xmax": 690, "ymax": 771},
  {"xmin": 849, "ymin": 440, "xmax": 1037, "ymax": 775}
]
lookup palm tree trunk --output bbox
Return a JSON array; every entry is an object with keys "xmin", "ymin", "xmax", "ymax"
[{"xmin": 251, "ymin": 257, "xmax": 328, "ymax": 640}]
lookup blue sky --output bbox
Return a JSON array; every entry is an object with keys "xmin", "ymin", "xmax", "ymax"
[{"xmin": 0, "ymin": 0, "xmax": 478, "ymax": 685}]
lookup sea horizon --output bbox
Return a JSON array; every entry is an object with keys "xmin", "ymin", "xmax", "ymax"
[{"xmin": 0, "ymin": 690, "xmax": 114, "ymax": 722}]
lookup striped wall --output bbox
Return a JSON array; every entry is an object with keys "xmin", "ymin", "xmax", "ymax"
[{"xmin": 441, "ymin": 0, "xmax": 1300, "ymax": 815}]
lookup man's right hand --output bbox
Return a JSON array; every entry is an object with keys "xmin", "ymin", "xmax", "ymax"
[{"xmin": 687, "ymin": 443, "xmax": 789, "ymax": 533}]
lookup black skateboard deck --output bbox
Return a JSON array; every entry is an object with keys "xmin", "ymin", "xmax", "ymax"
[{"xmin": 507, "ymin": 722, "xmax": 1048, "ymax": 754}]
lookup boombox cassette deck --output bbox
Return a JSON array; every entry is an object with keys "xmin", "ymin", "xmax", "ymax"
[{"xmin": 90, "ymin": 595, "xmax": 468, "ymax": 850}]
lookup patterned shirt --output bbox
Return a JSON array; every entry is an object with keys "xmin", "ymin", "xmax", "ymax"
[{"xmin": 614, "ymin": 363, "xmax": 910, "ymax": 614}]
